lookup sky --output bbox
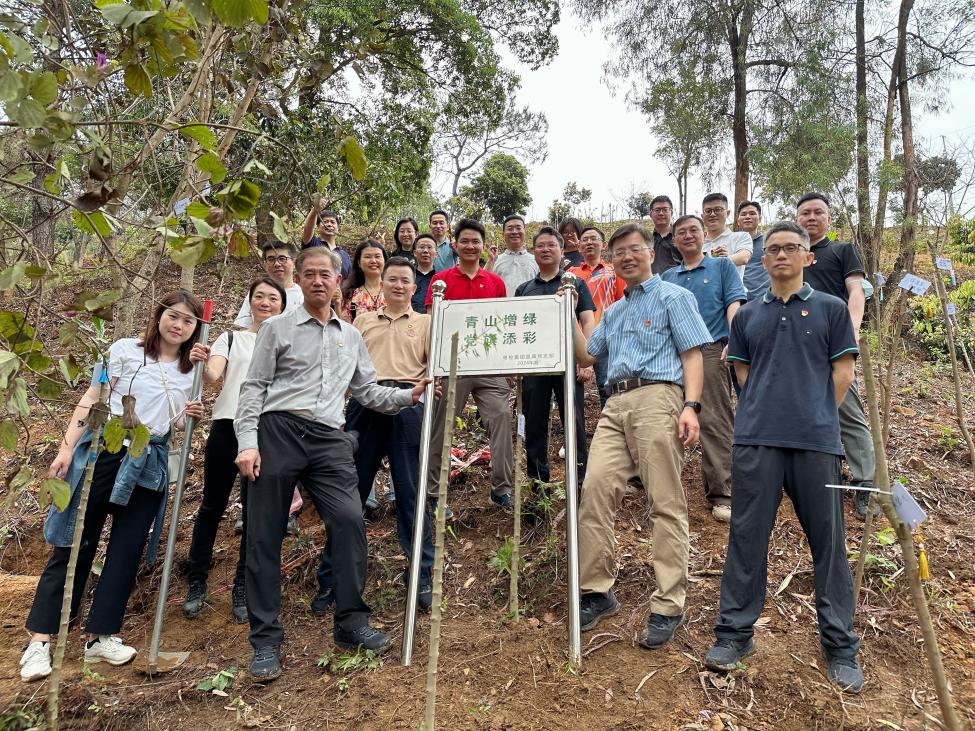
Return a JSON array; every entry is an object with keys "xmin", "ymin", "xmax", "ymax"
[{"xmin": 440, "ymin": 9, "xmax": 975, "ymax": 222}]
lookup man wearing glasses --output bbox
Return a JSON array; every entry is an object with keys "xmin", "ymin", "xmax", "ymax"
[
  {"xmin": 649, "ymin": 195, "xmax": 682, "ymax": 275},
  {"xmin": 704, "ymin": 220, "xmax": 863, "ymax": 694},
  {"xmin": 701, "ymin": 193, "xmax": 752, "ymax": 279},
  {"xmin": 234, "ymin": 241, "xmax": 304, "ymax": 327},
  {"xmin": 570, "ymin": 223, "xmax": 711, "ymax": 650}
]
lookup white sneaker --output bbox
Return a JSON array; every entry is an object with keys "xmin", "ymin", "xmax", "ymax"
[
  {"xmin": 19, "ymin": 641, "xmax": 51, "ymax": 681},
  {"xmin": 712, "ymin": 504, "xmax": 732, "ymax": 523},
  {"xmin": 84, "ymin": 635, "xmax": 137, "ymax": 665},
  {"xmin": 558, "ymin": 446, "xmax": 565, "ymax": 459}
]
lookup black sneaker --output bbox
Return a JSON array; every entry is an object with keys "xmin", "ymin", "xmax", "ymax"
[
  {"xmin": 418, "ymin": 583, "xmax": 433, "ymax": 613},
  {"xmin": 854, "ymin": 488, "xmax": 880, "ymax": 521},
  {"xmin": 249, "ymin": 645, "xmax": 281, "ymax": 681},
  {"xmin": 637, "ymin": 612, "xmax": 686, "ymax": 649},
  {"xmin": 826, "ymin": 655, "xmax": 864, "ymax": 694},
  {"xmin": 311, "ymin": 588, "xmax": 334, "ymax": 616},
  {"xmin": 182, "ymin": 578, "xmax": 207, "ymax": 619},
  {"xmin": 490, "ymin": 492, "xmax": 514, "ymax": 511},
  {"xmin": 231, "ymin": 581, "xmax": 247, "ymax": 624},
  {"xmin": 704, "ymin": 638, "xmax": 757, "ymax": 671},
  {"xmin": 580, "ymin": 591, "xmax": 620, "ymax": 631},
  {"xmin": 334, "ymin": 624, "xmax": 392, "ymax": 654}
]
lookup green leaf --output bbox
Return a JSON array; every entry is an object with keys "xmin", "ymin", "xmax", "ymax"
[
  {"xmin": 128, "ymin": 423, "xmax": 150, "ymax": 458},
  {"xmin": 228, "ymin": 229, "xmax": 250, "ymax": 257},
  {"xmin": 28, "ymin": 70, "xmax": 57, "ymax": 105},
  {"xmin": 43, "ymin": 169, "xmax": 62, "ymax": 194},
  {"xmin": 121, "ymin": 9, "xmax": 159, "ymax": 27},
  {"xmin": 180, "ymin": 123, "xmax": 217, "ymax": 149},
  {"xmin": 123, "ymin": 64, "xmax": 152, "ymax": 98},
  {"xmin": 0, "ymin": 262, "xmax": 27, "ymax": 292},
  {"xmin": 316, "ymin": 174, "xmax": 330, "ymax": 192},
  {"xmin": 242, "ymin": 159, "xmax": 270, "ymax": 175},
  {"xmin": 101, "ymin": 3, "xmax": 133, "ymax": 24},
  {"xmin": 0, "ymin": 71, "xmax": 23, "ymax": 102},
  {"xmin": 0, "ymin": 418, "xmax": 17, "ymax": 450},
  {"xmin": 37, "ymin": 375, "xmax": 60, "ymax": 399},
  {"xmin": 11, "ymin": 98, "xmax": 46, "ymax": 128},
  {"xmin": 218, "ymin": 180, "xmax": 261, "ymax": 219},
  {"xmin": 189, "ymin": 216, "xmax": 212, "ymax": 237},
  {"xmin": 1, "ymin": 32, "xmax": 32, "ymax": 63},
  {"xmin": 169, "ymin": 237, "xmax": 214, "ymax": 268},
  {"xmin": 24, "ymin": 265, "xmax": 48, "ymax": 279},
  {"xmin": 0, "ymin": 351, "xmax": 17, "ymax": 389},
  {"xmin": 185, "ymin": 201, "xmax": 210, "ymax": 219},
  {"xmin": 6, "ymin": 169, "xmax": 33, "ymax": 186},
  {"xmin": 103, "ymin": 417, "xmax": 125, "ymax": 453},
  {"xmin": 58, "ymin": 354, "xmax": 82, "ymax": 384},
  {"xmin": 71, "ymin": 210, "xmax": 111, "ymax": 238},
  {"xmin": 26, "ymin": 352, "xmax": 51, "ymax": 372},
  {"xmin": 338, "ymin": 136, "xmax": 366, "ymax": 181},
  {"xmin": 196, "ymin": 151, "xmax": 226, "ymax": 183},
  {"xmin": 8, "ymin": 377, "xmax": 28, "ymax": 417},
  {"xmin": 10, "ymin": 466, "xmax": 31, "ymax": 491},
  {"xmin": 57, "ymin": 322, "xmax": 79, "ymax": 347},
  {"xmin": 39, "ymin": 477, "xmax": 70, "ymax": 511},
  {"xmin": 270, "ymin": 212, "xmax": 288, "ymax": 242},
  {"xmin": 212, "ymin": 0, "xmax": 267, "ymax": 26},
  {"xmin": 83, "ymin": 289, "xmax": 121, "ymax": 311}
]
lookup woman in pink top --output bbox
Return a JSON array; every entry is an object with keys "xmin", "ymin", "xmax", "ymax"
[{"xmin": 342, "ymin": 239, "xmax": 388, "ymax": 322}]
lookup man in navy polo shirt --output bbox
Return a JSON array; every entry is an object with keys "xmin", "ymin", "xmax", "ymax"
[
  {"xmin": 662, "ymin": 214, "xmax": 745, "ymax": 522},
  {"xmin": 796, "ymin": 192, "xmax": 876, "ymax": 520},
  {"xmin": 704, "ymin": 220, "xmax": 863, "ymax": 694},
  {"xmin": 515, "ymin": 226, "xmax": 596, "ymax": 495}
]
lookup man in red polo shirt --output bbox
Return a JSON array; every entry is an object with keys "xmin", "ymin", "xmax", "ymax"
[{"xmin": 425, "ymin": 219, "xmax": 514, "ymax": 508}]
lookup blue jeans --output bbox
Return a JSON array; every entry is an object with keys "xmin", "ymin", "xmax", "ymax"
[{"xmin": 318, "ymin": 397, "xmax": 434, "ymax": 592}]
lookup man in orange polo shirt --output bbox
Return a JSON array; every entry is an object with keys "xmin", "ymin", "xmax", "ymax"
[{"xmin": 570, "ymin": 226, "xmax": 626, "ymax": 406}]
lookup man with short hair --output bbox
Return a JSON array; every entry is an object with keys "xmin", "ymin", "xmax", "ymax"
[
  {"xmin": 411, "ymin": 235, "xmax": 437, "ymax": 314},
  {"xmin": 662, "ymin": 215, "xmax": 745, "ymax": 522},
  {"xmin": 235, "ymin": 247, "xmax": 429, "ymax": 680},
  {"xmin": 425, "ymin": 219, "xmax": 514, "ymax": 508},
  {"xmin": 516, "ymin": 227, "xmax": 596, "ymax": 491},
  {"xmin": 558, "ymin": 217, "xmax": 585, "ymax": 268},
  {"xmin": 737, "ymin": 201, "xmax": 769, "ymax": 301},
  {"xmin": 569, "ymin": 227, "xmax": 626, "ymax": 406},
  {"xmin": 795, "ymin": 192, "xmax": 876, "ymax": 520},
  {"xmin": 430, "ymin": 209, "xmax": 457, "ymax": 272},
  {"xmin": 704, "ymin": 220, "xmax": 863, "ymax": 694},
  {"xmin": 650, "ymin": 195, "xmax": 682, "ymax": 274},
  {"xmin": 571, "ymin": 223, "xmax": 711, "ymax": 650},
  {"xmin": 488, "ymin": 214, "xmax": 539, "ymax": 295},
  {"xmin": 234, "ymin": 241, "xmax": 304, "ymax": 327},
  {"xmin": 701, "ymin": 193, "xmax": 752, "ymax": 279},
  {"xmin": 301, "ymin": 201, "xmax": 352, "ymax": 279}
]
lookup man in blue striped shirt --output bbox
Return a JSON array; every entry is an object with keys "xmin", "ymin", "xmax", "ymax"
[{"xmin": 571, "ymin": 223, "xmax": 711, "ymax": 650}]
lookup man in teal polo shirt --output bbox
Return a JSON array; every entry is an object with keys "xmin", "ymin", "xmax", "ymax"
[{"xmin": 662, "ymin": 215, "xmax": 745, "ymax": 522}]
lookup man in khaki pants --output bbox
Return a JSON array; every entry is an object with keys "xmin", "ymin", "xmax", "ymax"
[{"xmin": 571, "ymin": 223, "xmax": 711, "ymax": 650}]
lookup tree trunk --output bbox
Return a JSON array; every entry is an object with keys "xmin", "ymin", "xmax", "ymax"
[
  {"xmin": 888, "ymin": 0, "xmax": 918, "ymax": 284},
  {"xmin": 31, "ymin": 153, "xmax": 56, "ymax": 260},
  {"xmin": 854, "ymin": 0, "xmax": 873, "ymax": 272},
  {"xmin": 728, "ymin": 9, "xmax": 752, "ymax": 209}
]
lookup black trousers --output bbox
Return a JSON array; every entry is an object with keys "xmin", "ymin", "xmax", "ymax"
[
  {"xmin": 27, "ymin": 448, "xmax": 164, "ymax": 636},
  {"xmin": 522, "ymin": 375, "xmax": 588, "ymax": 486},
  {"xmin": 714, "ymin": 445, "xmax": 860, "ymax": 659},
  {"xmin": 187, "ymin": 419, "xmax": 247, "ymax": 587},
  {"xmin": 246, "ymin": 411, "xmax": 368, "ymax": 650}
]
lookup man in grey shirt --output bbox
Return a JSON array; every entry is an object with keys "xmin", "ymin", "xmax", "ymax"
[{"xmin": 235, "ymin": 246, "xmax": 428, "ymax": 681}]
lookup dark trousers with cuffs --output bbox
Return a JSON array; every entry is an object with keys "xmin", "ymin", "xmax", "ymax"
[
  {"xmin": 27, "ymin": 448, "xmax": 163, "ymax": 636},
  {"xmin": 522, "ymin": 375, "xmax": 588, "ymax": 486},
  {"xmin": 187, "ymin": 419, "xmax": 247, "ymax": 587},
  {"xmin": 714, "ymin": 445, "xmax": 860, "ymax": 659},
  {"xmin": 246, "ymin": 411, "xmax": 368, "ymax": 651}
]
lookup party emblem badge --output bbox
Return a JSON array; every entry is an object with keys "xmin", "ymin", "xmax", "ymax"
[
  {"xmin": 703, "ymin": 278, "xmax": 709, "ymax": 284},
  {"xmin": 801, "ymin": 309, "xmax": 809, "ymax": 317},
  {"xmin": 645, "ymin": 319, "xmax": 652, "ymax": 327}
]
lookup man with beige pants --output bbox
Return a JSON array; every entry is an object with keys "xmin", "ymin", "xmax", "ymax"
[{"xmin": 571, "ymin": 223, "xmax": 711, "ymax": 650}]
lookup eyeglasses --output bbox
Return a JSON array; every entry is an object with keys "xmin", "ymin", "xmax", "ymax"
[
  {"xmin": 765, "ymin": 244, "xmax": 809, "ymax": 256},
  {"xmin": 651, "ymin": 207, "xmax": 671, "ymax": 215},
  {"xmin": 611, "ymin": 244, "xmax": 651, "ymax": 258},
  {"xmin": 264, "ymin": 255, "xmax": 293, "ymax": 264},
  {"xmin": 702, "ymin": 207, "xmax": 726, "ymax": 216}
]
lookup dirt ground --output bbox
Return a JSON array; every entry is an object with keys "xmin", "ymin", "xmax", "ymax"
[{"xmin": 0, "ymin": 256, "xmax": 974, "ymax": 730}]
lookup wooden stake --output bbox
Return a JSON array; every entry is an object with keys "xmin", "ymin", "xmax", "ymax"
[{"xmin": 509, "ymin": 378, "xmax": 524, "ymax": 620}]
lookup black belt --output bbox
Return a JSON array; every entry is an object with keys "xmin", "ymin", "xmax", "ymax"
[
  {"xmin": 608, "ymin": 378, "xmax": 679, "ymax": 395},
  {"xmin": 378, "ymin": 379, "xmax": 416, "ymax": 389}
]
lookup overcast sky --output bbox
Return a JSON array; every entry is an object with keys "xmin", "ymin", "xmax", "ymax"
[{"xmin": 456, "ymin": 9, "xmax": 975, "ymax": 222}]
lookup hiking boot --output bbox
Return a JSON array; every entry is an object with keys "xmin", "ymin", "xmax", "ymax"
[
  {"xmin": 490, "ymin": 492, "xmax": 514, "ymax": 511},
  {"xmin": 637, "ymin": 612, "xmax": 686, "ymax": 649},
  {"xmin": 19, "ymin": 641, "xmax": 51, "ymax": 682},
  {"xmin": 182, "ymin": 578, "xmax": 207, "ymax": 618},
  {"xmin": 334, "ymin": 624, "xmax": 392, "ymax": 654},
  {"xmin": 231, "ymin": 580, "xmax": 247, "ymax": 624},
  {"xmin": 704, "ymin": 638, "xmax": 757, "ymax": 671},
  {"xmin": 311, "ymin": 588, "xmax": 334, "ymax": 616},
  {"xmin": 711, "ymin": 504, "xmax": 732, "ymax": 523},
  {"xmin": 580, "ymin": 591, "xmax": 620, "ymax": 631},
  {"xmin": 249, "ymin": 646, "xmax": 281, "ymax": 681},
  {"xmin": 854, "ymin": 488, "xmax": 880, "ymax": 521},
  {"xmin": 84, "ymin": 636, "xmax": 137, "ymax": 665},
  {"xmin": 418, "ymin": 583, "xmax": 433, "ymax": 613},
  {"xmin": 826, "ymin": 655, "xmax": 864, "ymax": 694}
]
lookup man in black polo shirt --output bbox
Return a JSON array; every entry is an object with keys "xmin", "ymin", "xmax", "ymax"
[
  {"xmin": 650, "ymin": 195, "xmax": 682, "ymax": 275},
  {"xmin": 704, "ymin": 220, "xmax": 863, "ymax": 694},
  {"xmin": 515, "ymin": 226, "xmax": 596, "ymax": 492},
  {"xmin": 795, "ymin": 192, "xmax": 876, "ymax": 520}
]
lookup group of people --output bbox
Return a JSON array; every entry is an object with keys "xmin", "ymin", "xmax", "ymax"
[{"xmin": 19, "ymin": 191, "xmax": 874, "ymax": 696}]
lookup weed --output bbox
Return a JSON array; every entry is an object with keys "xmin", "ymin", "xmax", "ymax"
[
  {"xmin": 81, "ymin": 660, "xmax": 105, "ymax": 683},
  {"xmin": 196, "ymin": 666, "xmax": 237, "ymax": 695},
  {"xmin": 938, "ymin": 426, "xmax": 961, "ymax": 451},
  {"xmin": 468, "ymin": 703, "xmax": 491, "ymax": 717},
  {"xmin": 317, "ymin": 647, "xmax": 382, "ymax": 674},
  {"xmin": 0, "ymin": 706, "xmax": 44, "ymax": 730},
  {"xmin": 372, "ymin": 585, "xmax": 399, "ymax": 613},
  {"xmin": 488, "ymin": 537, "xmax": 524, "ymax": 578},
  {"xmin": 337, "ymin": 677, "xmax": 350, "ymax": 692}
]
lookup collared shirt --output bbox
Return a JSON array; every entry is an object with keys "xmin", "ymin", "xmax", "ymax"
[
  {"xmin": 569, "ymin": 260, "xmax": 626, "ymax": 324},
  {"xmin": 651, "ymin": 230, "xmax": 682, "ymax": 275},
  {"xmin": 433, "ymin": 240, "xmax": 457, "ymax": 272},
  {"xmin": 303, "ymin": 236, "xmax": 352, "ymax": 279},
  {"xmin": 743, "ymin": 232, "xmax": 770, "ymax": 301},
  {"xmin": 390, "ymin": 246, "xmax": 417, "ymax": 265},
  {"xmin": 514, "ymin": 270, "xmax": 596, "ymax": 319},
  {"xmin": 425, "ymin": 265, "xmax": 507, "ymax": 307},
  {"xmin": 804, "ymin": 237, "xmax": 865, "ymax": 302},
  {"xmin": 728, "ymin": 283, "xmax": 858, "ymax": 456},
  {"xmin": 412, "ymin": 268, "xmax": 435, "ymax": 313},
  {"xmin": 235, "ymin": 305, "xmax": 413, "ymax": 451},
  {"xmin": 234, "ymin": 283, "xmax": 304, "ymax": 328},
  {"xmin": 703, "ymin": 228, "xmax": 753, "ymax": 279},
  {"xmin": 661, "ymin": 255, "xmax": 745, "ymax": 342},
  {"xmin": 587, "ymin": 276, "xmax": 711, "ymax": 385},
  {"xmin": 354, "ymin": 307, "xmax": 430, "ymax": 384},
  {"xmin": 493, "ymin": 248, "xmax": 540, "ymax": 296}
]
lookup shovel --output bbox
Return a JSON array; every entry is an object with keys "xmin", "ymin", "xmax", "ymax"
[{"xmin": 141, "ymin": 299, "xmax": 213, "ymax": 675}]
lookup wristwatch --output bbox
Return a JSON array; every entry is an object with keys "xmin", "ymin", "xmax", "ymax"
[{"xmin": 683, "ymin": 400, "xmax": 702, "ymax": 413}]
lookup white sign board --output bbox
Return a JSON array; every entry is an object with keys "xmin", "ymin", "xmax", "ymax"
[{"xmin": 433, "ymin": 295, "xmax": 566, "ymax": 376}]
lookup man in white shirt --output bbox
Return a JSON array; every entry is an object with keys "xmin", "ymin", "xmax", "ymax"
[
  {"xmin": 701, "ymin": 193, "xmax": 752, "ymax": 279},
  {"xmin": 487, "ymin": 214, "xmax": 539, "ymax": 296},
  {"xmin": 234, "ymin": 242, "xmax": 304, "ymax": 327}
]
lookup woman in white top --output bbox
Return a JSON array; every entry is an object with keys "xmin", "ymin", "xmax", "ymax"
[
  {"xmin": 182, "ymin": 277, "xmax": 286, "ymax": 623},
  {"xmin": 19, "ymin": 291, "xmax": 206, "ymax": 682}
]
